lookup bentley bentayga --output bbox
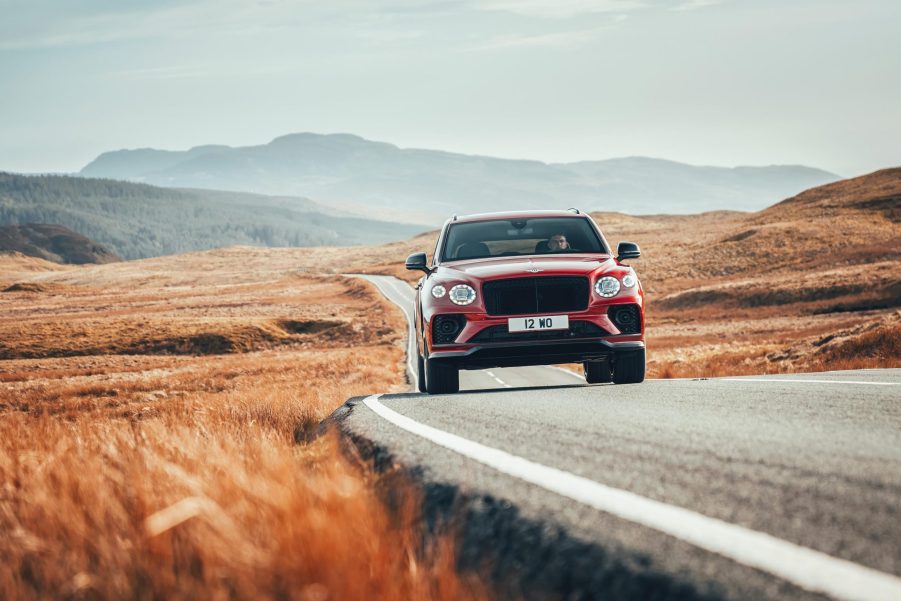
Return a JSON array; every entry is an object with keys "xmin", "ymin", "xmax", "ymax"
[{"xmin": 406, "ymin": 210, "xmax": 645, "ymax": 394}]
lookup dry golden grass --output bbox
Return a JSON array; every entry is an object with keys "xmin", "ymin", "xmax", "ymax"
[
  {"xmin": 0, "ymin": 252, "xmax": 493, "ymax": 601},
  {"xmin": 0, "ymin": 272, "xmax": 396, "ymax": 360},
  {"xmin": 0, "ymin": 403, "xmax": 488, "ymax": 601}
]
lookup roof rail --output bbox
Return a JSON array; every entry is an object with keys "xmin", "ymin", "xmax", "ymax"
[
  {"xmin": 453, "ymin": 214, "xmax": 458, "ymax": 221},
  {"xmin": 567, "ymin": 207, "xmax": 581, "ymax": 214}
]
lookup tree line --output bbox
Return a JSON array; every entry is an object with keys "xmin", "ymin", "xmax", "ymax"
[{"xmin": 0, "ymin": 173, "xmax": 420, "ymax": 259}]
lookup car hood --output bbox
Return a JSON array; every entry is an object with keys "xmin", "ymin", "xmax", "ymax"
[{"xmin": 437, "ymin": 254, "xmax": 614, "ymax": 280}]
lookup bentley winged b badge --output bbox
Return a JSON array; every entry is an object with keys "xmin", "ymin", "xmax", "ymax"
[{"xmin": 524, "ymin": 259, "xmax": 543, "ymax": 273}]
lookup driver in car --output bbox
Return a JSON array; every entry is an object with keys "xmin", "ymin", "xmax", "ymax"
[{"xmin": 547, "ymin": 233, "xmax": 570, "ymax": 252}]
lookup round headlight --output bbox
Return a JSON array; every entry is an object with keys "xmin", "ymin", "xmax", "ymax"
[
  {"xmin": 431, "ymin": 284, "xmax": 447, "ymax": 299},
  {"xmin": 622, "ymin": 273, "xmax": 636, "ymax": 288},
  {"xmin": 449, "ymin": 284, "xmax": 476, "ymax": 305},
  {"xmin": 595, "ymin": 276, "xmax": 621, "ymax": 298}
]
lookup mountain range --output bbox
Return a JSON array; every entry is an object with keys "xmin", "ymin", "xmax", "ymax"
[{"xmin": 81, "ymin": 133, "xmax": 840, "ymax": 224}]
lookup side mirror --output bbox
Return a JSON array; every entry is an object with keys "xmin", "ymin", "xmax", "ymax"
[
  {"xmin": 616, "ymin": 241, "xmax": 641, "ymax": 262},
  {"xmin": 405, "ymin": 252, "xmax": 432, "ymax": 275}
]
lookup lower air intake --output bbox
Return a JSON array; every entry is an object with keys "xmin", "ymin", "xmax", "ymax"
[{"xmin": 608, "ymin": 304, "xmax": 641, "ymax": 334}]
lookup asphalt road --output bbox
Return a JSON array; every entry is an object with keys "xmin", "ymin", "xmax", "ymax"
[{"xmin": 343, "ymin": 275, "xmax": 901, "ymax": 601}]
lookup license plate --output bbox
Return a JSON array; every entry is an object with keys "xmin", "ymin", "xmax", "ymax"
[{"xmin": 508, "ymin": 315, "xmax": 569, "ymax": 333}]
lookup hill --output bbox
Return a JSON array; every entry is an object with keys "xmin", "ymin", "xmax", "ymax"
[
  {"xmin": 760, "ymin": 166, "xmax": 901, "ymax": 221},
  {"xmin": 0, "ymin": 251, "xmax": 67, "ymax": 292},
  {"xmin": 0, "ymin": 223, "xmax": 120, "ymax": 265},
  {"xmin": 80, "ymin": 132, "xmax": 839, "ymax": 224},
  {"xmin": 0, "ymin": 172, "xmax": 425, "ymax": 260},
  {"xmin": 578, "ymin": 170, "xmax": 901, "ymax": 375}
]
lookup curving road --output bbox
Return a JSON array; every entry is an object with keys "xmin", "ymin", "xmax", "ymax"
[{"xmin": 340, "ymin": 275, "xmax": 901, "ymax": 601}]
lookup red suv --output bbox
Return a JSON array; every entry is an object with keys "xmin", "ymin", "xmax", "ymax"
[{"xmin": 406, "ymin": 210, "xmax": 645, "ymax": 394}]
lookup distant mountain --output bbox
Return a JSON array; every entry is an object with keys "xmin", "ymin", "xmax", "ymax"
[
  {"xmin": 0, "ymin": 173, "xmax": 425, "ymax": 260},
  {"xmin": 0, "ymin": 223, "xmax": 120, "ymax": 264},
  {"xmin": 81, "ymin": 133, "xmax": 840, "ymax": 223}
]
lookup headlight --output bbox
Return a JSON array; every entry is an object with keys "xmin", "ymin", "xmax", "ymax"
[
  {"xmin": 448, "ymin": 284, "xmax": 476, "ymax": 305},
  {"xmin": 622, "ymin": 273, "xmax": 636, "ymax": 288},
  {"xmin": 595, "ymin": 276, "xmax": 620, "ymax": 298},
  {"xmin": 431, "ymin": 284, "xmax": 447, "ymax": 299}
]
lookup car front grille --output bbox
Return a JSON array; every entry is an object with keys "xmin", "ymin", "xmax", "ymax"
[
  {"xmin": 467, "ymin": 320, "xmax": 608, "ymax": 343},
  {"xmin": 482, "ymin": 276, "xmax": 589, "ymax": 316}
]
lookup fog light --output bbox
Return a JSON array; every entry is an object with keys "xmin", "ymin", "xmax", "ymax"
[
  {"xmin": 609, "ymin": 304, "xmax": 640, "ymax": 334},
  {"xmin": 433, "ymin": 315, "xmax": 466, "ymax": 344},
  {"xmin": 437, "ymin": 318, "xmax": 459, "ymax": 335}
]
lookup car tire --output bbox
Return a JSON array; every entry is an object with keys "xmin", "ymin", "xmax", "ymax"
[
  {"xmin": 417, "ymin": 353, "xmax": 427, "ymax": 393},
  {"xmin": 584, "ymin": 360, "xmax": 612, "ymax": 384},
  {"xmin": 613, "ymin": 349, "xmax": 646, "ymax": 384},
  {"xmin": 425, "ymin": 357, "xmax": 459, "ymax": 394}
]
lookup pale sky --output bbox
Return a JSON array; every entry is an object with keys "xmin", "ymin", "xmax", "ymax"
[{"xmin": 1, "ymin": 0, "xmax": 899, "ymax": 176}]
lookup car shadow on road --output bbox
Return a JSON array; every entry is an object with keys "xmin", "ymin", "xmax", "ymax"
[{"xmin": 386, "ymin": 382, "xmax": 603, "ymax": 399}]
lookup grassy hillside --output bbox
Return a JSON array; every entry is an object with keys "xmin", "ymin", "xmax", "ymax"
[
  {"xmin": 0, "ymin": 172, "xmax": 424, "ymax": 260},
  {"xmin": 0, "ymin": 254, "xmax": 490, "ymax": 600},
  {"xmin": 0, "ymin": 223, "xmax": 120, "ymax": 264}
]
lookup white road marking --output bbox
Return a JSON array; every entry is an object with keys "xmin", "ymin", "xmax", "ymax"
[
  {"xmin": 478, "ymin": 370, "xmax": 511, "ymax": 388},
  {"xmin": 722, "ymin": 378, "xmax": 898, "ymax": 387},
  {"xmin": 548, "ymin": 368, "xmax": 899, "ymax": 387},
  {"xmin": 545, "ymin": 365, "xmax": 586, "ymax": 381},
  {"xmin": 492, "ymin": 375, "xmax": 508, "ymax": 386},
  {"xmin": 388, "ymin": 280, "xmax": 419, "ymax": 389},
  {"xmin": 362, "ymin": 393, "xmax": 901, "ymax": 601},
  {"xmin": 358, "ymin": 275, "xmax": 418, "ymax": 390}
]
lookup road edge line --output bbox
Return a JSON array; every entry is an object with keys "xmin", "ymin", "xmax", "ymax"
[{"xmin": 363, "ymin": 394, "xmax": 901, "ymax": 601}]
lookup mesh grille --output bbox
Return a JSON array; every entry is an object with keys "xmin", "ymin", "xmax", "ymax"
[{"xmin": 483, "ymin": 276, "xmax": 589, "ymax": 316}]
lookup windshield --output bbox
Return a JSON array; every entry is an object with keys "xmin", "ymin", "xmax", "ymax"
[{"xmin": 440, "ymin": 217, "xmax": 606, "ymax": 262}]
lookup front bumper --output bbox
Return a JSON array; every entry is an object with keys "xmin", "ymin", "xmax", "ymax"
[{"xmin": 428, "ymin": 337, "xmax": 645, "ymax": 370}]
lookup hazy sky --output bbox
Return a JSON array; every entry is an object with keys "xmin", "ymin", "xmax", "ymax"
[{"xmin": 1, "ymin": 0, "xmax": 899, "ymax": 176}]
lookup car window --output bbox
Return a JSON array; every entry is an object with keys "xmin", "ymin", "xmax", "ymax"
[{"xmin": 441, "ymin": 217, "xmax": 606, "ymax": 261}]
